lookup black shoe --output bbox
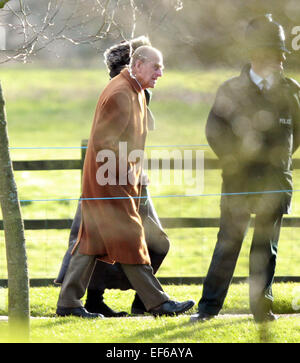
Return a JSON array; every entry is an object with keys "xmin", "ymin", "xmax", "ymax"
[
  {"xmin": 254, "ymin": 312, "xmax": 278, "ymax": 323},
  {"xmin": 149, "ymin": 300, "xmax": 195, "ymax": 316},
  {"xmin": 131, "ymin": 306, "xmax": 147, "ymax": 315},
  {"xmin": 84, "ymin": 301, "xmax": 128, "ymax": 317},
  {"xmin": 56, "ymin": 306, "xmax": 104, "ymax": 318},
  {"xmin": 131, "ymin": 294, "xmax": 147, "ymax": 315},
  {"xmin": 190, "ymin": 311, "xmax": 216, "ymax": 323}
]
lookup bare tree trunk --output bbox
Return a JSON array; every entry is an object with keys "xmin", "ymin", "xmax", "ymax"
[{"xmin": 0, "ymin": 81, "xmax": 29, "ymax": 338}]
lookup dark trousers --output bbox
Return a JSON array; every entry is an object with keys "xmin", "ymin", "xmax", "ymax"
[
  {"xmin": 57, "ymin": 245, "xmax": 169, "ymax": 311},
  {"xmin": 55, "ymin": 186, "xmax": 170, "ymax": 294},
  {"xmin": 198, "ymin": 194, "xmax": 283, "ymax": 318}
]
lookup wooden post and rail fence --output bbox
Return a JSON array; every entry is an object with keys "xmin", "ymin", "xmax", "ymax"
[{"xmin": 1, "ymin": 139, "xmax": 300, "ymax": 286}]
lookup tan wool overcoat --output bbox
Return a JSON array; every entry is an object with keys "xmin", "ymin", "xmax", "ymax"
[{"xmin": 75, "ymin": 68, "xmax": 151, "ymax": 265}]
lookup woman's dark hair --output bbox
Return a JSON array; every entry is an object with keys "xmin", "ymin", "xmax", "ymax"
[{"xmin": 104, "ymin": 36, "xmax": 151, "ymax": 78}]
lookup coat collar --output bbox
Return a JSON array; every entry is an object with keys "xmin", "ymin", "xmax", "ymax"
[
  {"xmin": 120, "ymin": 68, "xmax": 143, "ymax": 94},
  {"xmin": 240, "ymin": 63, "xmax": 289, "ymax": 92}
]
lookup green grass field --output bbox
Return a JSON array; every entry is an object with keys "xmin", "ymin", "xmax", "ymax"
[
  {"xmin": 1, "ymin": 67, "xmax": 300, "ymax": 279},
  {"xmin": 0, "ymin": 67, "xmax": 300, "ymax": 343},
  {"xmin": 0, "ymin": 284, "xmax": 300, "ymax": 343}
]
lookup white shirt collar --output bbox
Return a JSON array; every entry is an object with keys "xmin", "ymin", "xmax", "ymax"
[{"xmin": 249, "ymin": 68, "xmax": 274, "ymax": 90}]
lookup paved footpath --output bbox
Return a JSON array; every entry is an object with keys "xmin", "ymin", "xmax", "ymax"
[{"xmin": 1, "ymin": 313, "xmax": 300, "ymax": 321}]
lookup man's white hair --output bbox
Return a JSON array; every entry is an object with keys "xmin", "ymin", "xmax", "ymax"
[{"xmin": 129, "ymin": 46, "xmax": 162, "ymax": 69}]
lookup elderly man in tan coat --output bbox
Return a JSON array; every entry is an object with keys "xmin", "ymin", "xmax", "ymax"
[{"xmin": 56, "ymin": 46, "xmax": 194, "ymax": 318}]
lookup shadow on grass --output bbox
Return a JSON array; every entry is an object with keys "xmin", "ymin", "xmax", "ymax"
[{"xmin": 117, "ymin": 314, "xmax": 252, "ymax": 343}]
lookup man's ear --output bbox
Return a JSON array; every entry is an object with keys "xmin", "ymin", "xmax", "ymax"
[{"xmin": 134, "ymin": 59, "xmax": 144, "ymax": 73}]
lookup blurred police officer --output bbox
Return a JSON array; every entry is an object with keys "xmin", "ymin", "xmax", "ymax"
[{"xmin": 191, "ymin": 14, "xmax": 300, "ymax": 323}]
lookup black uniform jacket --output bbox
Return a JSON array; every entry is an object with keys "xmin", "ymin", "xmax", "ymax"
[{"xmin": 206, "ymin": 64, "xmax": 300, "ymax": 214}]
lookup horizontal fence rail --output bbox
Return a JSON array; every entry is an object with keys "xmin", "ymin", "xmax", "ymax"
[
  {"xmin": 2, "ymin": 217, "xmax": 300, "ymax": 230},
  {"xmin": 12, "ymin": 158, "xmax": 214, "ymax": 170},
  {"xmin": 12, "ymin": 159, "xmax": 82, "ymax": 171},
  {"xmin": 10, "ymin": 158, "xmax": 300, "ymax": 171}
]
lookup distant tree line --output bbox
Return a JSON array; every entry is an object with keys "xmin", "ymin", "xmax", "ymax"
[{"xmin": 1, "ymin": 0, "xmax": 300, "ymax": 66}]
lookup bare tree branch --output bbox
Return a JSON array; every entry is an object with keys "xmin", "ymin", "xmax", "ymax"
[
  {"xmin": 0, "ymin": 0, "xmax": 117, "ymax": 63},
  {"xmin": 0, "ymin": 0, "xmax": 183, "ymax": 64}
]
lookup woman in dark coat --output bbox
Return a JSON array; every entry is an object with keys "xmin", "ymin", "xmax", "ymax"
[{"xmin": 55, "ymin": 36, "xmax": 170, "ymax": 316}]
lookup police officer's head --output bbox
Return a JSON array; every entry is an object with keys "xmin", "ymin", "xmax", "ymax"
[{"xmin": 246, "ymin": 14, "xmax": 290, "ymax": 76}]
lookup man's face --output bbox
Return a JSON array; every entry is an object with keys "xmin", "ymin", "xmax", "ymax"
[
  {"xmin": 252, "ymin": 48, "xmax": 286, "ymax": 77},
  {"xmin": 135, "ymin": 52, "xmax": 164, "ymax": 89}
]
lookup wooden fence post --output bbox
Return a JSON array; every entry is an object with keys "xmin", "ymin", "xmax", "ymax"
[{"xmin": 80, "ymin": 139, "xmax": 88, "ymax": 188}]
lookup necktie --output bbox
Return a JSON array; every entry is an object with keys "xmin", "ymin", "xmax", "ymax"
[
  {"xmin": 260, "ymin": 79, "xmax": 270, "ymax": 96},
  {"xmin": 260, "ymin": 79, "xmax": 268, "ymax": 91}
]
